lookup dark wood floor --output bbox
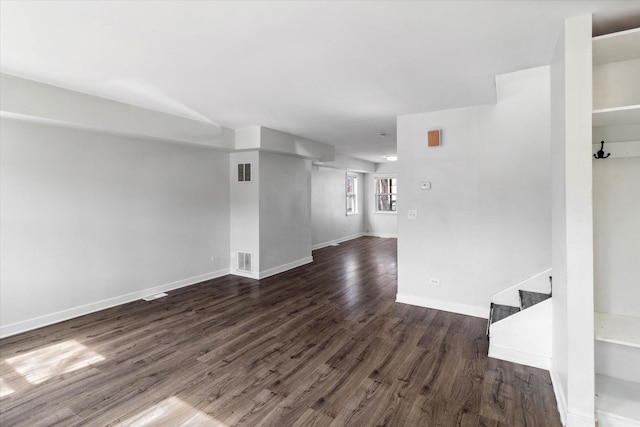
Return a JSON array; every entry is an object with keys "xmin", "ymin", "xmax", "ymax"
[{"xmin": 0, "ymin": 237, "xmax": 561, "ymax": 426}]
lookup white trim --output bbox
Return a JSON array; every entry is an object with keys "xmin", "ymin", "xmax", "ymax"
[
  {"xmin": 489, "ymin": 344, "xmax": 551, "ymax": 371},
  {"xmin": 232, "ymin": 270, "xmax": 259, "ymax": 280},
  {"xmin": 550, "ymin": 362, "xmax": 569, "ymax": 426},
  {"xmin": 0, "ymin": 268, "xmax": 230, "ymax": 338},
  {"xmin": 491, "ymin": 268, "xmax": 552, "ymax": 306},
  {"xmin": 595, "ymin": 411, "xmax": 640, "ymax": 427},
  {"xmin": 567, "ymin": 413, "xmax": 598, "ymax": 427},
  {"xmin": 259, "ymin": 256, "xmax": 313, "ymax": 279},
  {"xmin": 395, "ymin": 293, "xmax": 489, "ymax": 319},
  {"xmin": 365, "ymin": 232, "xmax": 398, "ymax": 239},
  {"xmin": 311, "ymin": 232, "xmax": 366, "ymax": 250}
]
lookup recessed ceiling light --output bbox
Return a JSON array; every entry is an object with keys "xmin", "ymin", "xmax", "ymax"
[{"xmin": 384, "ymin": 155, "xmax": 398, "ymax": 161}]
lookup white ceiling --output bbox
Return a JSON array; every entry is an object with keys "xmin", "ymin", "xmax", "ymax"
[{"xmin": 1, "ymin": 1, "xmax": 640, "ymax": 163}]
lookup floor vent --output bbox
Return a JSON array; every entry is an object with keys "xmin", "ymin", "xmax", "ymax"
[
  {"xmin": 237, "ymin": 252, "xmax": 252, "ymax": 273},
  {"xmin": 142, "ymin": 292, "xmax": 168, "ymax": 301}
]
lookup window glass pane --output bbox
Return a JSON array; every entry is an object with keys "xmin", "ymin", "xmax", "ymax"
[
  {"xmin": 374, "ymin": 177, "xmax": 397, "ymax": 212},
  {"xmin": 376, "ymin": 195, "xmax": 397, "ymax": 212}
]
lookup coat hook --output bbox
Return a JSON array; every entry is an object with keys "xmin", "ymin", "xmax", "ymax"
[{"xmin": 594, "ymin": 140, "xmax": 610, "ymax": 159}]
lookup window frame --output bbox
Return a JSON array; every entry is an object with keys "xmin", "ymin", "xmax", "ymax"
[
  {"xmin": 373, "ymin": 175, "xmax": 397, "ymax": 214},
  {"xmin": 346, "ymin": 173, "xmax": 358, "ymax": 216}
]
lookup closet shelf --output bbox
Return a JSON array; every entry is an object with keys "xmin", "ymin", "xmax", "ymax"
[
  {"xmin": 595, "ymin": 374, "xmax": 640, "ymax": 425},
  {"xmin": 593, "ymin": 27, "xmax": 640, "ymax": 65},
  {"xmin": 593, "ymin": 105, "xmax": 640, "ymax": 128},
  {"xmin": 595, "ymin": 312, "xmax": 640, "ymax": 348}
]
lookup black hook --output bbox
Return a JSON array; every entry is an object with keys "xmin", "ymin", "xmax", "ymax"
[{"xmin": 594, "ymin": 141, "xmax": 610, "ymax": 159}]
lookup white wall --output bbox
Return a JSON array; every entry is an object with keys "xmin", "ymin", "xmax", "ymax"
[
  {"xmin": 311, "ymin": 166, "xmax": 366, "ymax": 249},
  {"xmin": 550, "ymin": 14, "xmax": 595, "ymax": 427},
  {"xmin": 0, "ymin": 118, "xmax": 231, "ymax": 337},
  {"xmin": 259, "ymin": 152, "xmax": 312, "ymax": 275},
  {"xmin": 229, "ymin": 151, "xmax": 260, "ymax": 278},
  {"xmin": 396, "ymin": 66, "xmax": 551, "ymax": 319},
  {"xmin": 364, "ymin": 162, "xmax": 398, "ymax": 238},
  {"xmin": 593, "ymin": 157, "xmax": 640, "ymax": 317}
]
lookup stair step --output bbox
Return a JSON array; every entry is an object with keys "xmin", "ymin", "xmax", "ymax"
[
  {"xmin": 519, "ymin": 290, "xmax": 551, "ymax": 310},
  {"xmin": 491, "ymin": 303, "xmax": 520, "ymax": 324}
]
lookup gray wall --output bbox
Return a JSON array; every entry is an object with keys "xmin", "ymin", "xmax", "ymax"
[
  {"xmin": 259, "ymin": 151, "xmax": 312, "ymax": 273},
  {"xmin": 0, "ymin": 118, "xmax": 230, "ymax": 336},
  {"xmin": 311, "ymin": 166, "xmax": 366, "ymax": 248},
  {"xmin": 229, "ymin": 151, "xmax": 260, "ymax": 278}
]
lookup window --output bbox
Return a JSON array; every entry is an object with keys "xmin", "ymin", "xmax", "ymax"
[
  {"xmin": 374, "ymin": 177, "xmax": 397, "ymax": 213},
  {"xmin": 346, "ymin": 173, "xmax": 358, "ymax": 215},
  {"xmin": 237, "ymin": 163, "xmax": 251, "ymax": 182}
]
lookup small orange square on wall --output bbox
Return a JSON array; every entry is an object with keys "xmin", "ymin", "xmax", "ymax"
[{"xmin": 428, "ymin": 130, "xmax": 440, "ymax": 147}]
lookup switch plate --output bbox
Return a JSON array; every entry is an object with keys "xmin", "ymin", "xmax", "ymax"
[{"xmin": 408, "ymin": 209, "xmax": 418, "ymax": 220}]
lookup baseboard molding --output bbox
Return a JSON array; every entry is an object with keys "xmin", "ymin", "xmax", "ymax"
[
  {"xmin": 489, "ymin": 344, "xmax": 551, "ymax": 371},
  {"xmin": 259, "ymin": 256, "xmax": 313, "ymax": 279},
  {"xmin": 550, "ymin": 362, "xmax": 568, "ymax": 426},
  {"xmin": 567, "ymin": 413, "xmax": 597, "ymax": 427},
  {"xmin": 312, "ymin": 233, "xmax": 365, "ymax": 250},
  {"xmin": 595, "ymin": 410, "xmax": 640, "ymax": 427},
  {"xmin": 0, "ymin": 268, "xmax": 230, "ymax": 338},
  {"xmin": 395, "ymin": 293, "xmax": 489, "ymax": 319},
  {"xmin": 365, "ymin": 232, "xmax": 398, "ymax": 239}
]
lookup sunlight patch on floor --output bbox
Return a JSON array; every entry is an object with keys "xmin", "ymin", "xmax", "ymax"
[
  {"xmin": 116, "ymin": 396, "xmax": 228, "ymax": 427},
  {"xmin": 4, "ymin": 339, "xmax": 104, "ymax": 384},
  {"xmin": 0, "ymin": 377, "xmax": 15, "ymax": 397}
]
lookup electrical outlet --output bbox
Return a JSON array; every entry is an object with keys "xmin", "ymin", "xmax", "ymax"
[
  {"xmin": 429, "ymin": 278, "xmax": 440, "ymax": 286},
  {"xmin": 408, "ymin": 209, "xmax": 418, "ymax": 220}
]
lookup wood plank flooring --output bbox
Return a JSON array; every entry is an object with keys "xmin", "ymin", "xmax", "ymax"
[{"xmin": 0, "ymin": 237, "xmax": 561, "ymax": 426}]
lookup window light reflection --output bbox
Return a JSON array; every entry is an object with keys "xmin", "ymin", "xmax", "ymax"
[
  {"xmin": 0, "ymin": 378, "xmax": 15, "ymax": 397},
  {"xmin": 118, "ymin": 396, "xmax": 228, "ymax": 427},
  {"xmin": 5, "ymin": 339, "xmax": 104, "ymax": 385}
]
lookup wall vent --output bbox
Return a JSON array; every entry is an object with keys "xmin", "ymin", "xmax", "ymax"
[
  {"xmin": 237, "ymin": 163, "xmax": 252, "ymax": 182},
  {"xmin": 237, "ymin": 252, "xmax": 252, "ymax": 273}
]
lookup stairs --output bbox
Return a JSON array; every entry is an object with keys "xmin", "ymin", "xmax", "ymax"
[
  {"xmin": 487, "ymin": 276, "xmax": 553, "ymax": 335},
  {"xmin": 519, "ymin": 290, "xmax": 551, "ymax": 309},
  {"xmin": 487, "ymin": 270, "xmax": 553, "ymax": 370}
]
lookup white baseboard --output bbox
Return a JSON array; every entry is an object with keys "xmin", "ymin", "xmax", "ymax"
[
  {"xmin": 596, "ymin": 410, "xmax": 640, "ymax": 427},
  {"xmin": 489, "ymin": 344, "xmax": 551, "ymax": 371},
  {"xmin": 0, "ymin": 268, "xmax": 229, "ymax": 338},
  {"xmin": 550, "ymin": 362, "xmax": 568, "ymax": 426},
  {"xmin": 549, "ymin": 365, "xmax": 596, "ymax": 427},
  {"xmin": 365, "ymin": 232, "xmax": 398, "ymax": 239},
  {"xmin": 567, "ymin": 413, "xmax": 598, "ymax": 427},
  {"xmin": 259, "ymin": 256, "xmax": 313, "ymax": 279},
  {"xmin": 395, "ymin": 293, "xmax": 489, "ymax": 319},
  {"xmin": 312, "ymin": 233, "xmax": 365, "ymax": 250}
]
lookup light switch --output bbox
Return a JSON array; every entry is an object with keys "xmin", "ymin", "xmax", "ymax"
[
  {"xmin": 408, "ymin": 209, "xmax": 418, "ymax": 220},
  {"xmin": 420, "ymin": 182, "xmax": 431, "ymax": 190}
]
